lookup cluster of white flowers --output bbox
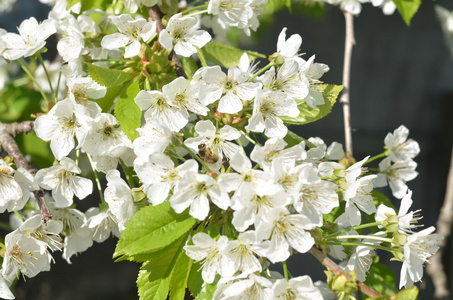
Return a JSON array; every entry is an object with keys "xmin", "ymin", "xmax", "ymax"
[{"xmin": 0, "ymin": 0, "xmax": 442, "ymax": 299}]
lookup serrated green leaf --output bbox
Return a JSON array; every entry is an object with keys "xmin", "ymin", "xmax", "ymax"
[
  {"xmin": 394, "ymin": 285, "xmax": 418, "ymax": 300},
  {"xmin": 199, "ymin": 41, "xmax": 266, "ymax": 68},
  {"xmin": 195, "ymin": 284, "xmax": 217, "ymax": 300},
  {"xmin": 86, "ymin": 63, "xmax": 134, "ymax": 88},
  {"xmin": 187, "ymin": 260, "xmax": 203, "ymax": 298},
  {"xmin": 180, "ymin": 56, "xmax": 199, "ymax": 80},
  {"xmin": 95, "ymin": 84, "xmax": 125, "ymax": 113},
  {"xmin": 169, "ymin": 251, "xmax": 192, "ymax": 300},
  {"xmin": 115, "ymin": 82, "xmax": 142, "ymax": 141},
  {"xmin": 364, "ymin": 263, "xmax": 398, "ymax": 297},
  {"xmin": 116, "ymin": 232, "xmax": 188, "ymax": 263},
  {"xmin": 137, "ymin": 233, "xmax": 189, "ymax": 300},
  {"xmin": 394, "ymin": 0, "xmax": 421, "ymax": 26},
  {"xmin": 137, "ymin": 262, "xmax": 171, "ymax": 300},
  {"xmin": 114, "ymin": 201, "xmax": 197, "ymax": 259},
  {"xmin": 281, "ymin": 84, "xmax": 343, "ymax": 126}
]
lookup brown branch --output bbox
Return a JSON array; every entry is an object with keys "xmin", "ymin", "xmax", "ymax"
[
  {"xmin": 0, "ymin": 121, "xmax": 52, "ymax": 223},
  {"xmin": 149, "ymin": 7, "xmax": 187, "ymax": 78},
  {"xmin": 308, "ymin": 246, "xmax": 382, "ymax": 298},
  {"xmin": 426, "ymin": 147, "xmax": 453, "ymax": 299},
  {"xmin": 339, "ymin": 11, "xmax": 355, "ymax": 159}
]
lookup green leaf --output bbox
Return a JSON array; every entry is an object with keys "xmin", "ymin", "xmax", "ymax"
[
  {"xmin": 137, "ymin": 262, "xmax": 171, "ymax": 300},
  {"xmin": 86, "ymin": 63, "xmax": 134, "ymax": 88},
  {"xmin": 394, "ymin": 0, "xmax": 421, "ymax": 26},
  {"xmin": 198, "ymin": 41, "xmax": 266, "ymax": 68},
  {"xmin": 115, "ymin": 82, "xmax": 142, "ymax": 141},
  {"xmin": 16, "ymin": 132, "xmax": 54, "ymax": 169},
  {"xmin": 394, "ymin": 285, "xmax": 419, "ymax": 300},
  {"xmin": 169, "ymin": 251, "xmax": 192, "ymax": 300},
  {"xmin": 281, "ymin": 84, "xmax": 343, "ymax": 126},
  {"xmin": 137, "ymin": 233, "xmax": 189, "ymax": 300},
  {"xmin": 66, "ymin": 0, "xmax": 80, "ymax": 9},
  {"xmin": 95, "ymin": 84, "xmax": 125, "ymax": 113},
  {"xmin": 187, "ymin": 260, "xmax": 203, "ymax": 298},
  {"xmin": 371, "ymin": 190, "xmax": 396, "ymax": 211},
  {"xmin": 180, "ymin": 56, "xmax": 199, "ymax": 80},
  {"xmin": 81, "ymin": 0, "xmax": 113, "ymax": 12},
  {"xmin": 364, "ymin": 263, "xmax": 398, "ymax": 297},
  {"xmin": 0, "ymin": 85, "xmax": 42, "ymax": 123},
  {"xmin": 195, "ymin": 284, "xmax": 217, "ymax": 300},
  {"xmin": 114, "ymin": 201, "xmax": 197, "ymax": 259},
  {"xmin": 283, "ymin": 130, "xmax": 316, "ymax": 148}
]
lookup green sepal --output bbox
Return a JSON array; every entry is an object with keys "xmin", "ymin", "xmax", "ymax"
[
  {"xmin": 198, "ymin": 41, "xmax": 266, "ymax": 68},
  {"xmin": 86, "ymin": 63, "xmax": 134, "ymax": 88},
  {"xmin": 281, "ymin": 84, "xmax": 343, "ymax": 126},
  {"xmin": 394, "ymin": 0, "xmax": 421, "ymax": 26},
  {"xmin": 114, "ymin": 201, "xmax": 197, "ymax": 259},
  {"xmin": 114, "ymin": 82, "xmax": 142, "ymax": 141}
]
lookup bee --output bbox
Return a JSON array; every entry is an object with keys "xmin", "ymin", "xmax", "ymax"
[{"xmin": 198, "ymin": 143, "xmax": 219, "ymax": 164}]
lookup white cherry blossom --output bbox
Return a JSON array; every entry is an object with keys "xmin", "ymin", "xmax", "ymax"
[
  {"xmin": 2, "ymin": 229, "xmax": 49, "ymax": 283},
  {"xmin": 34, "ymin": 98, "xmax": 93, "ymax": 160},
  {"xmin": 1, "ymin": 17, "xmax": 56, "ymax": 60},
  {"xmin": 399, "ymin": 227, "xmax": 442, "ymax": 288},
  {"xmin": 384, "ymin": 125, "xmax": 420, "ymax": 162},
  {"xmin": 104, "ymin": 170, "xmax": 138, "ymax": 231},
  {"xmin": 170, "ymin": 172, "xmax": 230, "ymax": 221},
  {"xmin": 134, "ymin": 153, "xmax": 198, "ymax": 205},
  {"xmin": 199, "ymin": 65, "xmax": 261, "ymax": 114},
  {"xmin": 245, "ymin": 89, "xmax": 299, "ymax": 138},
  {"xmin": 101, "ymin": 14, "xmax": 156, "ymax": 58},
  {"xmin": 184, "ymin": 233, "xmax": 233, "ymax": 283},
  {"xmin": 374, "ymin": 157, "xmax": 418, "ymax": 199},
  {"xmin": 35, "ymin": 157, "xmax": 93, "ymax": 208},
  {"xmin": 82, "ymin": 113, "xmax": 132, "ymax": 158},
  {"xmin": 159, "ymin": 13, "xmax": 211, "ymax": 57}
]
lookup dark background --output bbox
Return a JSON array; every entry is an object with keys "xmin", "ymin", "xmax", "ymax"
[{"xmin": 1, "ymin": 0, "xmax": 453, "ymax": 298}]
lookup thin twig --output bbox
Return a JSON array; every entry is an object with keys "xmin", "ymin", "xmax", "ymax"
[
  {"xmin": 427, "ymin": 147, "xmax": 453, "ymax": 299},
  {"xmin": 308, "ymin": 246, "xmax": 382, "ymax": 298},
  {"xmin": 339, "ymin": 11, "xmax": 355, "ymax": 158},
  {"xmin": 0, "ymin": 121, "xmax": 52, "ymax": 223},
  {"xmin": 149, "ymin": 7, "xmax": 187, "ymax": 78}
]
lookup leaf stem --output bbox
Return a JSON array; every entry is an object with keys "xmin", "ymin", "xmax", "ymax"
[
  {"xmin": 86, "ymin": 153, "xmax": 105, "ymax": 204},
  {"xmin": 184, "ymin": 8, "xmax": 208, "ymax": 18},
  {"xmin": 247, "ymin": 62, "xmax": 275, "ymax": 82},
  {"xmin": 17, "ymin": 58, "xmax": 49, "ymax": 103},
  {"xmin": 333, "ymin": 234, "xmax": 393, "ymax": 244},
  {"xmin": 324, "ymin": 221, "xmax": 384, "ymax": 239},
  {"xmin": 37, "ymin": 54, "xmax": 57, "ymax": 103},
  {"xmin": 182, "ymin": 4, "xmax": 208, "ymax": 16},
  {"xmin": 363, "ymin": 151, "xmax": 388, "ymax": 166},
  {"xmin": 327, "ymin": 241, "xmax": 392, "ymax": 253}
]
